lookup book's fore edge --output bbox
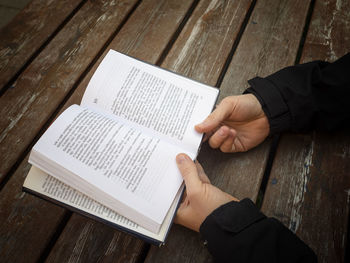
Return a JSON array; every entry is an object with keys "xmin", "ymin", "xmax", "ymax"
[
  {"xmin": 21, "ymin": 186, "xmax": 163, "ymax": 246},
  {"xmin": 195, "ymin": 88, "xmax": 221, "ymax": 158},
  {"xmin": 160, "ymin": 183, "xmax": 185, "ymax": 246},
  {"xmin": 108, "ymin": 49, "xmax": 220, "ymax": 93}
]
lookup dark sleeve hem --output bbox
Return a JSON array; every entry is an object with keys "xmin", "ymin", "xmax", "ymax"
[
  {"xmin": 200, "ymin": 199, "xmax": 265, "ymax": 235},
  {"xmin": 245, "ymin": 77, "xmax": 293, "ymax": 135},
  {"xmin": 199, "ymin": 199, "xmax": 318, "ymax": 263}
]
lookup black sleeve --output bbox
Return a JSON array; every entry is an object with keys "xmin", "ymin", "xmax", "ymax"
[
  {"xmin": 200, "ymin": 199, "xmax": 317, "ymax": 263},
  {"xmin": 245, "ymin": 53, "xmax": 350, "ymax": 134}
]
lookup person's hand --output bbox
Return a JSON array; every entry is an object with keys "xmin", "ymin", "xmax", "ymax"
[
  {"xmin": 195, "ymin": 94, "xmax": 269, "ymax": 152},
  {"xmin": 174, "ymin": 153, "xmax": 238, "ymax": 232}
]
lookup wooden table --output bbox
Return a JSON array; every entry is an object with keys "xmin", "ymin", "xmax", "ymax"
[{"xmin": 1, "ymin": 0, "xmax": 349, "ymax": 262}]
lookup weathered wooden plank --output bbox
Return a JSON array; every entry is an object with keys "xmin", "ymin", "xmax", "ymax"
[
  {"xmin": 0, "ymin": 1, "xmax": 139, "ymax": 262},
  {"xmin": 0, "ymin": 0, "xmax": 138, "ymax": 183},
  {"xmin": 161, "ymin": 0, "xmax": 250, "ymax": 84},
  {"xmin": 0, "ymin": 0, "xmax": 84, "ymax": 90},
  {"xmin": 262, "ymin": 132, "xmax": 350, "ymax": 262},
  {"xmin": 261, "ymin": 1, "xmax": 350, "ymax": 262},
  {"xmin": 40, "ymin": 0, "xmax": 197, "ymax": 261},
  {"xmin": 300, "ymin": 0, "xmax": 350, "ymax": 62},
  {"xmin": 0, "ymin": 155, "xmax": 67, "ymax": 263},
  {"xmin": 45, "ymin": 214, "xmax": 145, "ymax": 263},
  {"xmin": 145, "ymin": 0, "xmax": 312, "ymax": 262}
]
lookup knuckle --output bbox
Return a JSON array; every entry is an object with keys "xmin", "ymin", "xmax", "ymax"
[
  {"xmin": 180, "ymin": 164, "xmax": 195, "ymax": 177},
  {"xmin": 221, "ymin": 97, "xmax": 230, "ymax": 104},
  {"xmin": 221, "ymin": 97, "xmax": 232, "ymax": 107}
]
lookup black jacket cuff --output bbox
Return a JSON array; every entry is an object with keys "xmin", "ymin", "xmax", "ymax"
[
  {"xmin": 245, "ymin": 78, "xmax": 292, "ymax": 135},
  {"xmin": 199, "ymin": 199, "xmax": 266, "ymax": 261},
  {"xmin": 199, "ymin": 199, "xmax": 317, "ymax": 263},
  {"xmin": 200, "ymin": 199, "xmax": 265, "ymax": 234}
]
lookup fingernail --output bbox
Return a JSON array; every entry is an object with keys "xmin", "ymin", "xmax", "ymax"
[
  {"xmin": 196, "ymin": 123, "xmax": 205, "ymax": 129},
  {"xmin": 177, "ymin": 154, "xmax": 188, "ymax": 164},
  {"xmin": 195, "ymin": 124, "xmax": 203, "ymax": 130}
]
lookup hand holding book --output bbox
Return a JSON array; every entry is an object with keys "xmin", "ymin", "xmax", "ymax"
[{"xmin": 174, "ymin": 154, "xmax": 238, "ymax": 232}]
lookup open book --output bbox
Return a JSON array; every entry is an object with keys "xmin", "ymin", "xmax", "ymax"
[{"xmin": 24, "ymin": 50, "xmax": 219, "ymax": 245}]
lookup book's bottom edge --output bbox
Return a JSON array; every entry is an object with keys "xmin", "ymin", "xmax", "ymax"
[{"xmin": 22, "ymin": 186, "xmax": 164, "ymax": 246}]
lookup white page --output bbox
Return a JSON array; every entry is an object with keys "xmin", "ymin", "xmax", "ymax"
[
  {"xmin": 81, "ymin": 50, "xmax": 218, "ymax": 153},
  {"xmin": 29, "ymin": 105, "xmax": 191, "ymax": 232}
]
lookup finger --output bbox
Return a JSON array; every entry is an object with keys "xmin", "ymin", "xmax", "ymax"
[
  {"xmin": 195, "ymin": 99, "xmax": 232, "ymax": 133},
  {"xmin": 208, "ymin": 126, "xmax": 230, "ymax": 149},
  {"xmin": 219, "ymin": 129, "xmax": 237, "ymax": 153},
  {"xmin": 175, "ymin": 203, "xmax": 201, "ymax": 232},
  {"xmin": 174, "ymin": 205, "xmax": 191, "ymax": 228},
  {"xmin": 174, "ymin": 204, "xmax": 185, "ymax": 224},
  {"xmin": 176, "ymin": 154, "xmax": 202, "ymax": 195},
  {"xmin": 195, "ymin": 161, "xmax": 211, "ymax": 183},
  {"xmin": 174, "ymin": 198, "xmax": 191, "ymax": 223}
]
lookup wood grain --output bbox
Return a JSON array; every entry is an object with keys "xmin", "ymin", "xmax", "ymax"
[
  {"xmin": 0, "ymin": 155, "xmax": 67, "ymax": 263},
  {"xmin": 0, "ymin": 0, "xmax": 138, "ymax": 183},
  {"xmin": 261, "ymin": 1, "xmax": 350, "ymax": 262},
  {"xmin": 161, "ymin": 0, "xmax": 251, "ymax": 85},
  {"xmin": 146, "ymin": 0, "xmax": 312, "ymax": 262},
  {"xmin": 300, "ymin": 0, "xmax": 350, "ymax": 62},
  {"xmin": 0, "ymin": 0, "xmax": 84, "ymax": 90},
  {"xmin": 0, "ymin": 0, "xmax": 138, "ymax": 261},
  {"xmin": 45, "ymin": 214, "xmax": 145, "ymax": 263}
]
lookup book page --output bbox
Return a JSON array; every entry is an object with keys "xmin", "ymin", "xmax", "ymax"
[
  {"xmin": 23, "ymin": 166, "xmax": 183, "ymax": 243},
  {"xmin": 81, "ymin": 50, "xmax": 218, "ymax": 153},
  {"xmin": 29, "ymin": 105, "xmax": 190, "ymax": 232}
]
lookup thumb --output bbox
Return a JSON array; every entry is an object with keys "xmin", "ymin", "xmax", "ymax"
[
  {"xmin": 195, "ymin": 99, "xmax": 232, "ymax": 133},
  {"xmin": 176, "ymin": 154, "xmax": 202, "ymax": 195},
  {"xmin": 195, "ymin": 161, "xmax": 211, "ymax": 184}
]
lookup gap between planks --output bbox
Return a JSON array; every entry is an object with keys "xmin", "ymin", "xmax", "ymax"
[
  {"xmin": 0, "ymin": 0, "xmax": 142, "ymax": 193},
  {"xmin": 294, "ymin": 0, "xmax": 316, "ymax": 65},
  {"xmin": 214, "ymin": 0, "xmax": 257, "ymax": 88},
  {"xmin": 255, "ymin": 0, "xmax": 316, "ymax": 209},
  {"xmin": 0, "ymin": 0, "xmax": 88, "ymax": 97},
  {"xmin": 155, "ymin": 0, "xmax": 200, "ymax": 66},
  {"xmin": 36, "ymin": 211, "xmax": 72, "ymax": 263}
]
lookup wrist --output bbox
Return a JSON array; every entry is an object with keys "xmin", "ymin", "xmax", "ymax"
[{"xmin": 244, "ymin": 81, "xmax": 291, "ymax": 135}]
